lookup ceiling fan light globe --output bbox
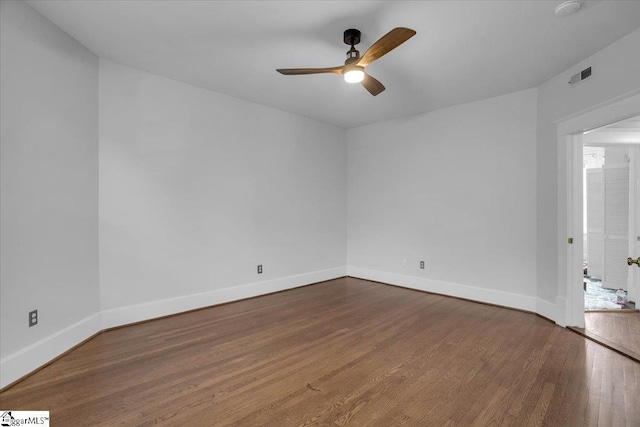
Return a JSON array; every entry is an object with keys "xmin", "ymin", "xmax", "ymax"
[{"xmin": 344, "ymin": 68, "xmax": 365, "ymax": 83}]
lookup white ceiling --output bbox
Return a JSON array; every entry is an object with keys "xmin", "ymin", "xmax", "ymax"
[
  {"xmin": 27, "ymin": 1, "xmax": 640, "ymax": 129},
  {"xmin": 584, "ymin": 115, "xmax": 640, "ymax": 144}
]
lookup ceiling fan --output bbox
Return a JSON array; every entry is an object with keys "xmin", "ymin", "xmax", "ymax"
[{"xmin": 276, "ymin": 27, "xmax": 416, "ymax": 96}]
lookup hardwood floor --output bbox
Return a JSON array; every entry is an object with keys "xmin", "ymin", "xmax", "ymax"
[
  {"xmin": 570, "ymin": 311, "xmax": 640, "ymax": 362},
  {"xmin": 1, "ymin": 277, "xmax": 639, "ymax": 426}
]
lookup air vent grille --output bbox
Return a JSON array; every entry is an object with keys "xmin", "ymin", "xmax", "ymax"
[{"xmin": 569, "ymin": 66, "xmax": 592, "ymax": 87}]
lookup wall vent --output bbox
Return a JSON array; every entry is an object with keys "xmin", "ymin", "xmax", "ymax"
[{"xmin": 569, "ymin": 66, "xmax": 592, "ymax": 87}]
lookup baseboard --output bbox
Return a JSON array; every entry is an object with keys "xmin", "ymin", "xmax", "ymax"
[
  {"xmin": 0, "ymin": 312, "xmax": 102, "ymax": 389},
  {"xmin": 101, "ymin": 266, "xmax": 348, "ymax": 329},
  {"xmin": 536, "ymin": 298, "xmax": 557, "ymax": 323},
  {"xmin": 1, "ymin": 266, "xmax": 347, "ymax": 390},
  {"xmin": 347, "ymin": 266, "xmax": 538, "ymax": 313}
]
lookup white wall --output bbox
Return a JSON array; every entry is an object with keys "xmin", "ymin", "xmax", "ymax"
[
  {"xmin": 536, "ymin": 28, "xmax": 640, "ymax": 311},
  {"xmin": 347, "ymin": 89, "xmax": 538, "ymax": 310},
  {"xmin": 99, "ymin": 60, "xmax": 347, "ymax": 327},
  {"xmin": 0, "ymin": 0, "xmax": 100, "ymax": 386}
]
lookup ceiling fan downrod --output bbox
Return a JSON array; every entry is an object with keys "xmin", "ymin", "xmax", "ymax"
[{"xmin": 343, "ymin": 28, "xmax": 361, "ymax": 64}]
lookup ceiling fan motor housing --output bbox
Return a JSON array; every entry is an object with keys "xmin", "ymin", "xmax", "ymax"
[{"xmin": 345, "ymin": 48, "xmax": 360, "ymax": 64}]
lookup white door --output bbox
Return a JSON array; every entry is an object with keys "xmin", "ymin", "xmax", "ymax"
[
  {"xmin": 586, "ymin": 167, "xmax": 604, "ymax": 278},
  {"xmin": 603, "ymin": 158, "xmax": 630, "ymax": 291}
]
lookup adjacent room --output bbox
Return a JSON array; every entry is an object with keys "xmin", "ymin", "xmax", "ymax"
[
  {"xmin": 572, "ymin": 115, "xmax": 640, "ymax": 362},
  {"xmin": 1, "ymin": 0, "xmax": 640, "ymax": 425},
  {"xmin": 582, "ymin": 118, "xmax": 640, "ymax": 311}
]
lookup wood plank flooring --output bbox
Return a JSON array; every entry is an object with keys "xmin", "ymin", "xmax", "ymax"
[
  {"xmin": 1, "ymin": 277, "xmax": 639, "ymax": 426},
  {"xmin": 571, "ymin": 311, "xmax": 640, "ymax": 362}
]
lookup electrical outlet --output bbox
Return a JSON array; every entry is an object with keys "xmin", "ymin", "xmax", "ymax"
[
  {"xmin": 29, "ymin": 309, "xmax": 38, "ymax": 327},
  {"xmin": 257, "ymin": 264, "xmax": 263, "ymax": 274},
  {"xmin": 420, "ymin": 261, "xmax": 425, "ymax": 269}
]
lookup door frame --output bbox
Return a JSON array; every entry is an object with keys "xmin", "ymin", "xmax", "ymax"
[
  {"xmin": 556, "ymin": 90, "xmax": 640, "ymax": 327},
  {"xmin": 628, "ymin": 145, "xmax": 640, "ymax": 303}
]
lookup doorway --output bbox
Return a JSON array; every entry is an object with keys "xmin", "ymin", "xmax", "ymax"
[
  {"xmin": 558, "ymin": 92, "xmax": 640, "ymax": 329},
  {"xmin": 572, "ymin": 115, "xmax": 640, "ymax": 361},
  {"xmin": 582, "ymin": 118, "xmax": 640, "ymax": 311}
]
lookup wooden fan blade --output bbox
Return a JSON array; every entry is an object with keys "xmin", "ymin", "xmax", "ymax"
[
  {"xmin": 357, "ymin": 27, "xmax": 416, "ymax": 67},
  {"xmin": 361, "ymin": 73, "xmax": 385, "ymax": 96},
  {"xmin": 276, "ymin": 66, "xmax": 344, "ymax": 75}
]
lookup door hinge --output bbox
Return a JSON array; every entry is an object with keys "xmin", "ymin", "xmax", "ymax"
[{"xmin": 568, "ymin": 237, "xmax": 573, "ymax": 244}]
